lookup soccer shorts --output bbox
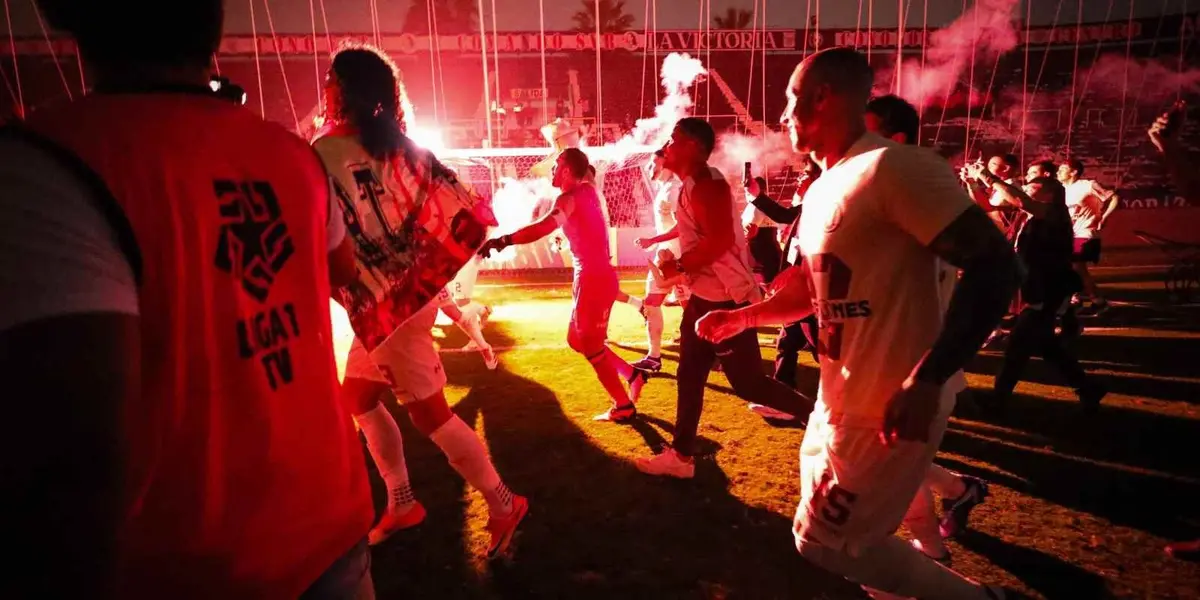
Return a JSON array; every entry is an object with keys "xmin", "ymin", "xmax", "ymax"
[
  {"xmin": 645, "ymin": 267, "xmax": 691, "ymax": 302},
  {"xmin": 569, "ymin": 269, "xmax": 619, "ymax": 352},
  {"xmin": 449, "ymin": 257, "xmax": 481, "ymax": 303},
  {"xmin": 344, "ymin": 303, "xmax": 446, "ymax": 403},
  {"xmin": 793, "ymin": 395, "xmax": 954, "ymax": 556},
  {"xmin": 1072, "ymin": 237, "xmax": 1102, "ymax": 263}
]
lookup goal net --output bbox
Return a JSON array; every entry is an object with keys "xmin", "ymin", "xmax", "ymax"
[{"xmin": 439, "ymin": 145, "xmax": 659, "ymax": 272}]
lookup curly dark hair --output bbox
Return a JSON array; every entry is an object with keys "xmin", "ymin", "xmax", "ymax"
[{"xmin": 323, "ymin": 43, "xmax": 413, "ymax": 161}]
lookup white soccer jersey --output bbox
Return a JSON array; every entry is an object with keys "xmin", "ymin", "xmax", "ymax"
[
  {"xmin": 1064, "ymin": 179, "xmax": 1113, "ymax": 239},
  {"xmin": 653, "ymin": 177, "xmax": 682, "ymax": 256},
  {"xmin": 796, "ymin": 133, "xmax": 973, "ymax": 426},
  {"xmin": 675, "ymin": 166, "xmax": 760, "ymax": 304}
]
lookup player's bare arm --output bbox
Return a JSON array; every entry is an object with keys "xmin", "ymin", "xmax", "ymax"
[
  {"xmin": 478, "ymin": 193, "xmax": 568, "ymax": 257},
  {"xmin": 671, "ymin": 178, "xmax": 735, "ymax": 274},
  {"xmin": 915, "ymin": 207, "xmax": 1020, "ymax": 387},
  {"xmin": 695, "ymin": 264, "xmax": 814, "ymax": 343},
  {"xmin": 1095, "ymin": 182, "xmax": 1121, "ymax": 229},
  {"xmin": 636, "ymin": 223, "xmax": 679, "ymax": 249},
  {"xmin": 977, "ymin": 171, "xmax": 1050, "ymax": 219}
]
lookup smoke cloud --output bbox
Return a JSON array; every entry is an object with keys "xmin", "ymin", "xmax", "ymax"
[
  {"xmin": 610, "ymin": 52, "xmax": 708, "ymax": 155},
  {"xmin": 710, "ymin": 130, "xmax": 798, "ymax": 184},
  {"xmin": 883, "ymin": 0, "xmax": 1021, "ymax": 109}
]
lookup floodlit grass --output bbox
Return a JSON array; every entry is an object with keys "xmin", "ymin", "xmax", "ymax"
[{"xmin": 367, "ymin": 279, "xmax": 1200, "ymax": 599}]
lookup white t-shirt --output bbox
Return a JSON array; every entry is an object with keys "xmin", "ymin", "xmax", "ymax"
[
  {"xmin": 652, "ymin": 177, "xmax": 682, "ymax": 256},
  {"xmin": 675, "ymin": 166, "xmax": 760, "ymax": 304},
  {"xmin": 1064, "ymin": 179, "xmax": 1113, "ymax": 239},
  {"xmin": 797, "ymin": 133, "xmax": 972, "ymax": 427},
  {"xmin": 0, "ymin": 135, "xmax": 345, "ymax": 335}
]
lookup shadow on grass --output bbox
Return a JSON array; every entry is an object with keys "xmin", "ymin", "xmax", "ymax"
[
  {"xmin": 955, "ymin": 531, "xmax": 1115, "ymax": 600},
  {"xmin": 939, "ymin": 393, "xmax": 1200, "ymax": 539},
  {"xmin": 367, "ymin": 323, "xmax": 863, "ymax": 600}
]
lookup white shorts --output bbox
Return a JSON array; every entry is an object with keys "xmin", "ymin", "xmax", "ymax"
[
  {"xmin": 644, "ymin": 268, "xmax": 691, "ymax": 300},
  {"xmin": 344, "ymin": 303, "xmax": 446, "ymax": 403},
  {"xmin": 449, "ymin": 257, "xmax": 481, "ymax": 303},
  {"xmin": 793, "ymin": 396, "xmax": 954, "ymax": 556}
]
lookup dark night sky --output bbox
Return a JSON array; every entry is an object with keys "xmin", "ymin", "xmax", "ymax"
[{"xmin": 2, "ymin": 0, "xmax": 1194, "ymax": 36}]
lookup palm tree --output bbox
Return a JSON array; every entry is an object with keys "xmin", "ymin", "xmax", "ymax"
[
  {"xmin": 572, "ymin": 0, "xmax": 636, "ymax": 33},
  {"xmin": 712, "ymin": 7, "xmax": 754, "ymax": 29},
  {"xmin": 402, "ymin": 0, "xmax": 478, "ymax": 35}
]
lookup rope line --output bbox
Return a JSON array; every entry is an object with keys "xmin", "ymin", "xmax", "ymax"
[
  {"xmin": 477, "ymin": 0, "xmax": 493, "ymax": 146},
  {"xmin": 3, "ymin": 0, "xmax": 25, "ymax": 118},
  {"xmin": 248, "ymin": 0, "xmax": 266, "ymax": 117},
  {"xmin": 29, "ymin": 0, "xmax": 71, "ymax": 100},
  {"xmin": 263, "ymin": 0, "xmax": 301, "ymax": 132}
]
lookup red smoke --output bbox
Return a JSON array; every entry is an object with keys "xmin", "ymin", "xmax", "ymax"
[{"xmin": 880, "ymin": 0, "xmax": 1021, "ymax": 110}]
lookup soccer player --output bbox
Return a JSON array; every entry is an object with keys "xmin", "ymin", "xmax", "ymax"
[
  {"xmin": 866, "ymin": 94, "xmax": 990, "ymax": 561},
  {"xmin": 696, "ymin": 48, "xmax": 1021, "ymax": 598},
  {"xmin": 1, "ymin": 0, "xmax": 374, "ymax": 596},
  {"xmin": 313, "ymin": 45, "xmax": 527, "ymax": 556},
  {"xmin": 629, "ymin": 149, "xmax": 687, "ymax": 372},
  {"xmin": 633, "ymin": 117, "xmax": 816, "ymax": 479},
  {"xmin": 479, "ymin": 148, "xmax": 650, "ymax": 421},
  {"xmin": 1057, "ymin": 158, "xmax": 1121, "ymax": 314}
]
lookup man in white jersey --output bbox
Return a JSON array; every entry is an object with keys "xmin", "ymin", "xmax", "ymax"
[
  {"xmin": 865, "ymin": 93, "xmax": 990, "ymax": 562},
  {"xmin": 634, "ymin": 117, "xmax": 816, "ymax": 479},
  {"xmin": 479, "ymin": 148, "xmax": 649, "ymax": 422},
  {"xmin": 1057, "ymin": 158, "xmax": 1121, "ymax": 313},
  {"xmin": 696, "ymin": 48, "xmax": 1021, "ymax": 598},
  {"xmin": 629, "ymin": 148, "xmax": 688, "ymax": 372},
  {"xmin": 313, "ymin": 45, "xmax": 527, "ymax": 558}
]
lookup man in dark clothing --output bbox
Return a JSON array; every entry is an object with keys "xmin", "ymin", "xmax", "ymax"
[{"xmin": 968, "ymin": 169, "xmax": 1107, "ymax": 413}]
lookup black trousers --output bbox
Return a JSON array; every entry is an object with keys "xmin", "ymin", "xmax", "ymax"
[
  {"xmin": 994, "ymin": 290, "xmax": 1089, "ymax": 397},
  {"xmin": 773, "ymin": 314, "xmax": 819, "ymax": 388},
  {"xmin": 748, "ymin": 227, "xmax": 783, "ymax": 284},
  {"xmin": 674, "ymin": 295, "xmax": 813, "ymax": 456}
]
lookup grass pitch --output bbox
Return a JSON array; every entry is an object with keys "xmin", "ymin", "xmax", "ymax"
[{"xmin": 366, "ymin": 277, "xmax": 1200, "ymax": 599}]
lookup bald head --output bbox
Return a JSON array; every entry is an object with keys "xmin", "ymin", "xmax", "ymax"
[
  {"xmin": 782, "ymin": 47, "xmax": 874, "ymax": 155},
  {"xmin": 789, "ymin": 47, "xmax": 874, "ymax": 107}
]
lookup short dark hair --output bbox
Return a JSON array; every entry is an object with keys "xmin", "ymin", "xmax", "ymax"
[
  {"xmin": 1065, "ymin": 158, "xmax": 1085, "ymax": 176},
  {"xmin": 1029, "ymin": 159, "xmax": 1056, "ymax": 175},
  {"xmin": 865, "ymin": 94, "xmax": 920, "ymax": 144},
  {"xmin": 560, "ymin": 147, "xmax": 590, "ymax": 178},
  {"xmin": 675, "ymin": 117, "xmax": 716, "ymax": 157},
  {"xmin": 998, "ymin": 153, "xmax": 1019, "ymax": 169},
  {"xmin": 1027, "ymin": 175, "xmax": 1066, "ymax": 205},
  {"xmin": 802, "ymin": 47, "xmax": 874, "ymax": 105},
  {"xmin": 39, "ymin": 0, "xmax": 222, "ymax": 70}
]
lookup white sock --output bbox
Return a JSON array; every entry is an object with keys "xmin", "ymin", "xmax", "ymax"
[
  {"xmin": 926, "ymin": 464, "xmax": 967, "ymax": 500},
  {"xmin": 644, "ymin": 304, "xmax": 664, "ymax": 357},
  {"xmin": 798, "ymin": 535, "xmax": 991, "ymax": 599},
  {"xmin": 460, "ymin": 301, "xmax": 484, "ymax": 322},
  {"xmin": 354, "ymin": 403, "xmax": 415, "ymax": 510},
  {"xmin": 627, "ymin": 295, "xmax": 644, "ymax": 310},
  {"xmin": 429, "ymin": 416, "xmax": 514, "ymax": 516},
  {"xmin": 904, "ymin": 485, "xmax": 947, "ymax": 558},
  {"xmin": 455, "ymin": 314, "xmax": 490, "ymax": 350}
]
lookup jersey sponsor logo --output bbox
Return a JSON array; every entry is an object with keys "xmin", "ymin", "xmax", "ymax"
[
  {"xmin": 805, "ymin": 253, "xmax": 871, "ymax": 361},
  {"xmin": 213, "ymin": 179, "xmax": 294, "ymax": 302}
]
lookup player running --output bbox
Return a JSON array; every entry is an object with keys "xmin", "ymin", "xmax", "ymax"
[
  {"xmin": 634, "ymin": 117, "xmax": 816, "ymax": 479},
  {"xmin": 313, "ymin": 45, "xmax": 526, "ymax": 556},
  {"xmin": 628, "ymin": 148, "xmax": 687, "ymax": 372},
  {"xmin": 479, "ymin": 148, "xmax": 650, "ymax": 422},
  {"xmin": 696, "ymin": 48, "xmax": 1022, "ymax": 598}
]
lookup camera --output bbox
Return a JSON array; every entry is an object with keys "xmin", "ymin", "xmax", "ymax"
[{"xmin": 209, "ymin": 76, "xmax": 247, "ymax": 106}]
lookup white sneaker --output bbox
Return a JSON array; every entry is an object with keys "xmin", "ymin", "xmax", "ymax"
[
  {"xmin": 748, "ymin": 403, "xmax": 796, "ymax": 421},
  {"xmin": 635, "ymin": 448, "xmax": 695, "ymax": 479}
]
